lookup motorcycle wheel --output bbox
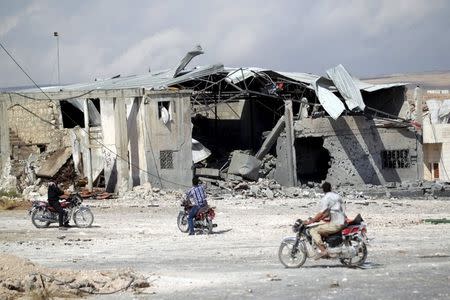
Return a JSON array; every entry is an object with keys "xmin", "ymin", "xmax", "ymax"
[
  {"xmin": 177, "ymin": 212, "xmax": 189, "ymax": 233},
  {"xmin": 204, "ymin": 217, "xmax": 213, "ymax": 234},
  {"xmin": 31, "ymin": 209, "xmax": 51, "ymax": 228},
  {"xmin": 73, "ymin": 208, "xmax": 94, "ymax": 228},
  {"xmin": 340, "ymin": 239, "xmax": 368, "ymax": 267},
  {"xmin": 278, "ymin": 240, "xmax": 307, "ymax": 268}
]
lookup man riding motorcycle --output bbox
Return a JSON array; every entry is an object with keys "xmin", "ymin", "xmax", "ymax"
[
  {"xmin": 185, "ymin": 177, "xmax": 208, "ymax": 236},
  {"xmin": 47, "ymin": 181, "xmax": 70, "ymax": 230},
  {"xmin": 303, "ymin": 182, "xmax": 347, "ymax": 259}
]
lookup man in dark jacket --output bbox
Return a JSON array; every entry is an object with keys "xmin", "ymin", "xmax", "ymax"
[{"xmin": 47, "ymin": 182, "xmax": 69, "ymax": 230}]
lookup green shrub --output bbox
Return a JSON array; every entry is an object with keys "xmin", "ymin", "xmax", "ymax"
[{"xmin": 0, "ymin": 189, "xmax": 19, "ymax": 198}]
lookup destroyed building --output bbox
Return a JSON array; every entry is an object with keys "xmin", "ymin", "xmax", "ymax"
[{"xmin": 0, "ymin": 46, "xmax": 424, "ymax": 193}]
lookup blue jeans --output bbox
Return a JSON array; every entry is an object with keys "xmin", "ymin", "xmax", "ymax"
[{"xmin": 188, "ymin": 205, "xmax": 200, "ymax": 234}]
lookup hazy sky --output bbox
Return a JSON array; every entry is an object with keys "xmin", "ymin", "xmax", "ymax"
[{"xmin": 1, "ymin": 0, "xmax": 449, "ymax": 88}]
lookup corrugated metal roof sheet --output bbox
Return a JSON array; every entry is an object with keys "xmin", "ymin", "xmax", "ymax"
[
  {"xmin": 17, "ymin": 64, "xmax": 225, "ymax": 93},
  {"xmin": 313, "ymin": 77, "xmax": 345, "ymax": 120},
  {"xmin": 353, "ymin": 78, "xmax": 408, "ymax": 92},
  {"xmin": 327, "ymin": 64, "xmax": 365, "ymax": 111}
]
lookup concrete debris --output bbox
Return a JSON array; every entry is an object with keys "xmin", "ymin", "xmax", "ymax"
[
  {"xmin": 0, "ymin": 254, "xmax": 151, "ymax": 299},
  {"xmin": 329, "ymin": 280, "xmax": 340, "ymax": 288},
  {"xmin": 228, "ymin": 151, "xmax": 262, "ymax": 181},
  {"xmin": 35, "ymin": 148, "xmax": 72, "ymax": 178},
  {"xmin": 202, "ymin": 177, "xmax": 450, "ymax": 201},
  {"xmin": 93, "ymin": 184, "xmax": 183, "ymax": 207}
]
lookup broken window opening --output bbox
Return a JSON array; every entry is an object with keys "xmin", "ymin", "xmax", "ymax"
[
  {"xmin": 295, "ymin": 137, "xmax": 331, "ymax": 184},
  {"xmin": 91, "ymin": 98, "xmax": 101, "ymax": 114},
  {"xmin": 60, "ymin": 100, "xmax": 85, "ymax": 128},
  {"xmin": 37, "ymin": 144, "xmax": 46, "ymax": 153},
  {"xmin": 158, "ymin": 101, "xmax": 171, "ymax": 124},
  {"xmin": 381, "ymin": 149, "xmax": 410, "ymax": 169},
  {"xmin": 160, "ymin": 150, "xmax": 174, "ymax": 169}
]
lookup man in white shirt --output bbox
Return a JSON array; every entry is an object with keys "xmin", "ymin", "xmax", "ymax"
[{"xmin": 303, "ymin": 182, "xmax": 346, "ymax": 258}]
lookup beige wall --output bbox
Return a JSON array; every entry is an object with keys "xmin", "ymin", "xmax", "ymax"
[{"xmin": 422, "ymin": 116, "xmax": 450, "ymax": 181}]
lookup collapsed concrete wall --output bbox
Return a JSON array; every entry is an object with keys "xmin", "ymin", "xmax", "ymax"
[{"xmin": 276, "ymin": 116, "xmax": 421, "ymax": 186}]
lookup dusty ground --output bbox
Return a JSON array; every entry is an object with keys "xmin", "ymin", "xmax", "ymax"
[{"xmin": 1, "ymin": 196, "xmax": 449, "ymax": 299}]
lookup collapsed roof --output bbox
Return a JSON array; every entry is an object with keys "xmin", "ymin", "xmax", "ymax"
[{"xmin": 13, "ymin": 46, "xmax": 408, "ymax": 120}]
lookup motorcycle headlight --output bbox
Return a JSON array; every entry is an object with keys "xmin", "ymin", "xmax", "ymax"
[{"xmin": 292, "ymin": 219, "xmax": 302, "ymax": 232}]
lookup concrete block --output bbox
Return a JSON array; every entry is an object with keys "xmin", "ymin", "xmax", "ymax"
[{"xmin": 228, "ymin": 151, "xmax": 261, "ymax": 181}]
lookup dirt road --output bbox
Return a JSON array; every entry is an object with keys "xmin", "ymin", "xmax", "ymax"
[{"xmin": 1, "ymin": 196, "xmax": 449, "ymax": 299}]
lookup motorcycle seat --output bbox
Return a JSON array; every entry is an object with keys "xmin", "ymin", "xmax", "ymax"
[{"xmin": 197, "ymin": 205, "xmax": 210, "ymax": 215}]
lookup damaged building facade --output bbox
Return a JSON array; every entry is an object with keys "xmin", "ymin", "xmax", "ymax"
[
  {"xmin": 0, "ymin": 89, "xmax": 193, "ymax": 192},
  {"xmin": 422, "ymin": 98, "xmax": 450, "ymax": 181},
  {"xmin": 0, "ymin": 46, "xmax": 424, "ymax": 193}
]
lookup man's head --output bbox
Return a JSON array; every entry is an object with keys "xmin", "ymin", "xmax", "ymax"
[
  {"xmin": 322, "ymin": 181, "xmax": 331, "ymax": 193},
  {"xmin": 192, "ymin": 177, "xmax": 200, "ymax": 186}
]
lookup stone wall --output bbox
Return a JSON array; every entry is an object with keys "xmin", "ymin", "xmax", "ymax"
[{"xmin": 7, "ymin": 99, "xmax": 70, "ymax": 152}]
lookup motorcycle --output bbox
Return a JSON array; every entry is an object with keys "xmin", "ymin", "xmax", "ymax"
[
  {"xmin": 278, "ymin": 214, "xmax": 368, "ymax": 268},
  {"xmin": 29, "ymin": 193, "xmax": 94, "ymax": 228},
  {"xmin": 177, "ymin": 197, "xmax": 216, "ymax": 234}
]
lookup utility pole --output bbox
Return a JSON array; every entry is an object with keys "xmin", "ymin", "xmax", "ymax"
[{"xmin": 53, "ymin": 32, "xmax": 60, "ymax": 85}]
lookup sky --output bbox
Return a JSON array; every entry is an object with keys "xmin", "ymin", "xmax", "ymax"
[{"xmin": 1, "ymin": 0, "xmax": 450, "ymax": 88}]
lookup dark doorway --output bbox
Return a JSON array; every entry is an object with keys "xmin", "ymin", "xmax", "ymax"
[
  {"xmin": 295, "ymin": 137, "xmax": 331, "ymax": 183},
  {"xmin": 60, "ymin": 100, "xmax": 84, "ymax": 128}
]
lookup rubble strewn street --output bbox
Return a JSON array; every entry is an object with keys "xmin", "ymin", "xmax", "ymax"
[{"xmin": 1, "ymin": 193, "xmax": 449, "ymax": 299}]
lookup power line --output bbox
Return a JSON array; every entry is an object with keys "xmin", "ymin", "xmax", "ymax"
[{"xmin": 0, "ymin": 41, "xmax": 191, "ymax": 188}]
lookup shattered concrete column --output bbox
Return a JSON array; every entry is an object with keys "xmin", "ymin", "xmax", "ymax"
[
  {"xmin": 113, "ymin": 96, "xmax": 130, "ymax": 193},
  {"xmin": 284, "ymin": 100, "xmax": 297, "ymax": 186},
  {"xmin": 83, "ymin": 99, "xmax": 93, "ymax": 191},
  {"xmin": 255, "ymin": 116, "xmax": 285, "ymax": 160},
  {"xmin": 414, "ymin": 86, "xmax": 423, "ymax": 127},
  {"xmin": 414, "ymin": 86, "xmax": 424, "ymax": 180}
]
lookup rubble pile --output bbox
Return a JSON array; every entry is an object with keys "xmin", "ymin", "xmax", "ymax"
[
  {"xmin": 206, "ymin": 178, "xmax": 450, "ymax": 201},
  {"xmin": 96, "ymin": 182, "xmax": 183, "ymax": 207},
  {"xmin": 0, "ymin": 254, "xmax": 151, "ymax": 299},
  {"xmin": 258, "ymin": 154, "xmax": 277, "ymax": 178},
  {"xmin": 338, "ymin": 180, "xmax": 450, "ymax": 200},
  {"xmin": 207, "ymin": 178, "xmax": 320, "ymax": 200}
]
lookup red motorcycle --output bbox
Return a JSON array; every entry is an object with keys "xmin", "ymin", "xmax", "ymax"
[
  {"xmin": 279, "ymin": 214, "xmax": 368, "ymax": 268},
  {"xmin": 29, "ymin": 193, "xmax": 94, "ymax": 228},
  {"xmin": 177, "ymin": 197, "xmax": 216, "ymax": 234}
]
